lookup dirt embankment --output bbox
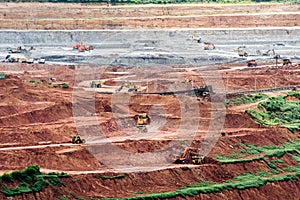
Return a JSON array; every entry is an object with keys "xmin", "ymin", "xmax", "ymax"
[
  {"xmin": 221, "ymin": 63, "xmax": 300, "ymax": 93},
  {"xmin": 0, "ymin": 163, "xmax": 299, "ymax": 200},
  {"xmin": 0, "ymin": 3, "xmax": 299, "ymax": 29}
]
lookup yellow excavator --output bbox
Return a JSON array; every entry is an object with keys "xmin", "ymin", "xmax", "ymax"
[
  {"xmin": 135, "ymin": 113, "xmax": 151, "ymax": 133},
  {"xmin": 91, "ymin": 81, "xmax": 102, "ymax": 88},
  {"xmin": 71, "ymin": 135, "xmax": 86, "ymax": 144},
  {"xmin": 174, "ymin": 147, "xmax": 203, "ymax": 165}
]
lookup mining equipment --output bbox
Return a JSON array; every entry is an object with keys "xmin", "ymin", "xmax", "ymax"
[
  {"xmin": 282, "ymin": 58, "xmax": 292, "ymax": 66},
  {"xmin": 203, "ymin": 43, "xmax": 215, "ymax": 50},
  {"xmin": 135, "ymin": 113, "xmax": 151, "ymax": 133},
  {"xmin": 192, "ymin": 35, "xmax": 202, "ymax": 43},
  {"xmin": 174, "ymin": 147, "xmax": 203, "ymax": 165},
  {"xmin": 247, "ymin": 59, "xmax": 257, "ymax": 67},
  {"xmin": 73, "ymin": 42, "xmax": 94, "ymax": 52},
  {"xmin": 91, "ymin": 81, "xmax": 102, "ymax": 88},
  {"xmin": 71, "ymin": 135, "xmax": 86, "ymax": 144}
]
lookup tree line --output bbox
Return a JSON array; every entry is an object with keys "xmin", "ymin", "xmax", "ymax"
[{"xmin": 0, "ymin": 0, "xmax": 298, "ymax": 4}]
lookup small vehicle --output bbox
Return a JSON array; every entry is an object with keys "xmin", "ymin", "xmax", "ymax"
[
  {"xmin": 203, "ymin": 43, "xmax": 215, "ymax": 50},
  {"xmin": 247, "ymin": 59, "xmax": 257, "ymax": 67},
  {"xmin": 72, "ymin": 42, "xmax": 84, "ymax": 49},
  {"xmin": 282, "ymin": 58, "xmax": 292, "ymax": 66},
  {"xmin": 73, "ymin": 42, "xmax": 94, "ymax": 52},
  {"xmin": 238, "ymin": 51, "xmax": 248, "ymax": 57},
  {"xmin": 71, "ymin": 135, "xmax": 86, "ymax": 144},
  {"xmin": 192, "ymin": 35, "xmax": 202, "ymax": 43},
  {"xmin": 38, "ymin": 59, "xmax": 45, "ymax": 64}
]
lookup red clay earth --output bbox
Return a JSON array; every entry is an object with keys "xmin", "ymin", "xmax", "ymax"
[{"xmin": 0, "ymin": 61, "xmax": 300, "ymax": 199}]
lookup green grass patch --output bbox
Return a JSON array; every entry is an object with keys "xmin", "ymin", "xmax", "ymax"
[
  {"xmin": 0, "ymin": 165, "xmax": 69, "ymax": 197},
  {"xmin": 271, "ymin": 159, "xmax": 285, "ymax": 163},
  {"xmin": 246, "ymin": 92, "xmax": 300, "ymax": 131},
  {"xmin": 218, "ymin": 155, "xmax": 265, "ymax": 164},
  {"xmin": 225, "ymin": 93, "xmax": 268, "ymax": 106},
  {"xmin": 52, "ymin": 83, "xmax": 69, "ymax": 89},
  {"xmin": 96, "ymin": 174, "xmax": 127, "ymax": 180},
  {"xmin": 180, "ymin": 167, "xmax": 190, "ymax": 171},
  {"xmin": 216, "ymin": 140, "xmax": 300, "ymax": 163}
]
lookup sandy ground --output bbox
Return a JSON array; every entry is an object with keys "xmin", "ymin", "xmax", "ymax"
[{"xmin": 0, "ymin": 3, "xmax": 299, "ymax": 29}]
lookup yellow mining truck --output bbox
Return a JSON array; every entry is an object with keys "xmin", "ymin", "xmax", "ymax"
[{"xmin": 135, "ymin": 113, "xmax": 151, "ymax": 133}]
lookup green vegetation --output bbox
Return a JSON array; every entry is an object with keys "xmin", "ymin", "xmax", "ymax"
[
  {"xmin": 29, "ymin": 79, "xmax": 70, "ymax": 89},
  {"xmin": 61, "ymin": 83, "xmax": 70, "ymax": 89},
  {"xmin": 0, "ymin": 73, "xmax": 5, "ymax": 79},
  {"xmin": 180, "ymin": 167, "xmax": 190, "ymax": 170},
  {"xmin": 52, "ymin": 83, "xmax": 70, "ymax": 89},
  {"xmin": 225, "ymin": 93, "xmax": 268, "ymax": 106},
  {"xmin": 216, "ymin": 140, "xmax": 300, "ymax": 176},
  {"xmin": 246, "ymin": 92, "xmax": 300, "ymax": 132},
  {"xmin": 96, "ymin": 173, "xmax": 127, "ymax": 180},
  {"xmin": 216, "ymin": 140, "xmax": 300, "ymax": 163},
  {"xmin": 0, "ymin": 165, "xmax": 69, "ymax": 197}
]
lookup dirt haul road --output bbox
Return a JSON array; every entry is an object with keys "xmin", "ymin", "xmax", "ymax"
[{"xmin": 1, "ymin": 60, "xmax": 300, "ymax": 199}]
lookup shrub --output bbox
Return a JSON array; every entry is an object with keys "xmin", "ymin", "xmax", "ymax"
[
  {"xmin": 225, "ymin": 93, "xmax": 268, "ymax": 106},
  {"xmin": 0, "ymin": 173, "xmax": 13, "ymax": 183},
  {"xmin": 98, "ymin": 174, "xmax": 127, "ymax": 180},
  {"xmin": 0, "ymin": 165, "xmax": 68, "ymax": 197},
  {"xmin": 180, "ymin": 167, "xmax": 189, "ymax": 171},
  {"xmin": 246, "ymin": 94, "xmax": 300, "ymax": 130},
  {"xmin": 61, "ymin": 83, "xmax": 69, "ymax": 89}
]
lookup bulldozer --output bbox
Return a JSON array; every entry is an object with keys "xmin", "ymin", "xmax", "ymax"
[
  {"xmin": 238, "ymin": 51, "xmax": 248, "ymax": 57},
  {"xmin": 123, "ymin": 82, "xmax": 140, "ymax": 92},
  {"xmin": 174, "ymin": 147, "xmax": 203, "ymax": 165},
  {"xmin": 203, "ymin": 43, "xmax": 215, "ymax": 50},
  {"xmin": 72, "ymin": 42, "xmax": 94, "ymax": 52},
  {"xmin": 192, "ymin": 35, "xmax": 202, "ymax": 43},
  {"xmin": 135, "ymin": 113, "xmax": 151, "ymax": 133},
  {"xmin": 71, "ymin": 135, "xmax": 86, "ymax": 144},
  {"xmin": 283, "ymin": 58, "xmax": 292, "ymax": 66},
  {"xmin": 235, "ymin": 46, "xmax": 248, "ymax": 57},
  {"xmin": 78, "ymin": 45, "xmax": 94, "ymax": 52},
  {"xmin": 72, "ymin": 42, "xmax": 83, "ymax": 49}
]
